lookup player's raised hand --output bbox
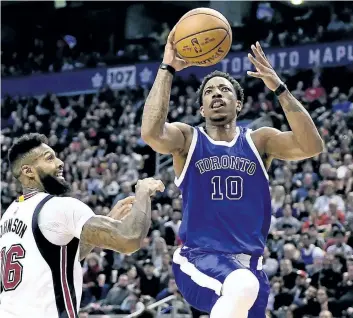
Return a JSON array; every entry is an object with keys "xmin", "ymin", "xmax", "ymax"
[
  {"xmin": 136, "ymin": 177, "xmax": 165, "ymax": 197},
  {"xmin": 108, "ymin": 196, "xmax": 135, "ymax": 221},
  {"xmin": 163, "ymin": 26, "xmax": 190, "ymax": 72},
  {"xmin": 247, "ymin": 41, "xmax": 282, "ymax": 91}
]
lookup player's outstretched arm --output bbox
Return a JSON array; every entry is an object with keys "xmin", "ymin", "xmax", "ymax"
[
  {"xmin": 248, "ymin": 42, "xmax": 324, "ymax": 161},
  {"xmin": 80, "ymin": 178, "xmax": 164, "ymax": 254},
  {"xmin": 141, "ymin": 27, "xmax": 192, "ymax": 155},
  {"xmin": 79, "ymin": 196, "xmax": 136, "ymax": 260}
]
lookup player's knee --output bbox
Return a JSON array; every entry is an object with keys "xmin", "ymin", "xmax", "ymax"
[{"xmin": 222, "ymin": 269, "xmax": 259, "ymax": 309}]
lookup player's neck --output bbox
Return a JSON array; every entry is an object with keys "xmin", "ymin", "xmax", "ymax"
[
  {"xmin": 205, "ymin": 122, "xmax": 237, "ymax": 142},
  {"xmin": 22, "ymin": 185, "xmax": 44, "ymax": 195}
]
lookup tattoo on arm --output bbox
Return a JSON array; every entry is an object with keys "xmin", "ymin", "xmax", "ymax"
[
  {"xmin": 81, "ymin": 216, "xmax": 131, "ymax": 254},
  {"xmin": 80, "ymin": 189, "xmax": 152, "ymax": 254},
  {"xmin": 142, "ymin": 69, "xmax": 173, "ymax": 137},
  {"xmin": 79, "ymin": 242, "xmax": 95, "ymax": 261},
  {"xmin": 278, "ymin": 90, "xmax": 323, "ymax": 154},
  {"xmin": 278, "ymin": 91, "xmax": 304, "ymax": 113}
]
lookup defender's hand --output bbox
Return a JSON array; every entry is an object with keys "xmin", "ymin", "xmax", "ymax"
[
  {"xmin": 136, "ymin": 178, "xmax": 165, "ymax": 197},
  {"xmin": 247, "ymin": 41, "xmax": 282, "ymax": 92},
  {"xmin": 108, "ymin": 196, "xmax": 135, "ymax": 221},
  {"xmin": 162, "ymin": 27, "xmax": 190, "ymax": 72}
]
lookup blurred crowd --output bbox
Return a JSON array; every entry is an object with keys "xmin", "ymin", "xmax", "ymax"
[
  {"xmin": 2, "ymin": 2, "xmax": 353, "ymax": 78},
  {"xmin": 2, "ymin": 60, "xmax": 353, "ymax": 317}
]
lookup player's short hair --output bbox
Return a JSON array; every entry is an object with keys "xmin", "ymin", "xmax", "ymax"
[
  {"xmin": 8, "ymin": 133, "xmax": 48, "ymax": 178},
  {"xmin": 196, "ymin": 70, "xmax": 245, "ymax": 106}
]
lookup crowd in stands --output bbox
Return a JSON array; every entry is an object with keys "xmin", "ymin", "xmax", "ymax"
[
  {"xmin": 2, "ymin": 2, "xmax": 353, "ymax": 78},
  {"xmin": 2, "ymin": 61, "xmax": 353, "ymax": 317}
]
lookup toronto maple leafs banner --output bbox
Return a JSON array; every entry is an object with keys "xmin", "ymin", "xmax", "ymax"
[
  {"xmin": 2, "ymin": 41, "xmax": 352, "ymax": 97},
  {"xmin": 137, "ymin": 41, "xmax": 353, "ymax": 85}
]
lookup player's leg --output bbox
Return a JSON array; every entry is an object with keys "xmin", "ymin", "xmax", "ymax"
[
  {"xmin": 210, "ymin": 268, "xmax": 260, "ymax": 318},
  {"xmin": 173, "ymin": 247, "xmax": 261, "ymax": 317},
  {"xmin": 172, "ymin": 249, "xmax": 220, "ymax": 313},
  {"xmin": 248, "ymin": 270, "xmax": 271, "ymax": 318}
]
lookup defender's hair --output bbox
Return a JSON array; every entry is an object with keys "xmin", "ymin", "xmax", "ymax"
[
  {"xmin": 8, "ymin": 133, "xmax": 48, "ymax": 177},
  {"xmin": 196, "ymin": 70, "xmax": 245, "ymax": 106}
]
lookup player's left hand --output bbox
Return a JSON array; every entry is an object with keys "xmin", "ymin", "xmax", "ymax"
[
  {"xmin": 247, "ymin": 42, "xmax": 282, "ymax": 92},
  {"xmin": 108, "ymin": 196, "xmax": 135, "ymax": 221}
]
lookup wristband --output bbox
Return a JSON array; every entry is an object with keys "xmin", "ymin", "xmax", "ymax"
[
  {"xmin": 274, "ymin": 83, "xmax": 288, "ymax": 96},
  {"xmin": 160, "ymin": 63, "xmax": 175, "ymax": 76}
]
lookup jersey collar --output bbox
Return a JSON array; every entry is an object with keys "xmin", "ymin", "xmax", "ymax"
[{"xmin": 17, "ymin": 191, "xmax": 40, "ymax": 202}]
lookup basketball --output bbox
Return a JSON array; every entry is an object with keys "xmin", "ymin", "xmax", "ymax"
[{"xmin": 174, "ymin": 8, "xmax": 232, "ymax": 67}]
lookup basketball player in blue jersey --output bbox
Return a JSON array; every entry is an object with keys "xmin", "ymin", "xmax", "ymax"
[{"xmin": 141, "ymin": 27, "xmax": 324, "ymax": 318}]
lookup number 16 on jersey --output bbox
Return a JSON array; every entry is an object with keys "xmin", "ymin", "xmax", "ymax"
[{"xmin": 0, "ymin": 244, "xmax": 26, "ymax": 292}]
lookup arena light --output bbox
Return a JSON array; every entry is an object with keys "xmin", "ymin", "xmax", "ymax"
[
  {"xmin": 54, "ymin": 0, "xmax": 66, "ymax": 9},
  {"xmin": 290, "ymin": 0, "xmax": 304, "ymax": 5}
]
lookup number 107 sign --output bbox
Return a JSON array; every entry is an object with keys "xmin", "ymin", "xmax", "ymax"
[{"xmin": 106, "ymin": 65, "xmax": 136, "ymax": 89}]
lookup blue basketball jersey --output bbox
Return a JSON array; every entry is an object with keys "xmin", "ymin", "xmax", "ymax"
[{"xmin": 175, "ymin": 126, "xmax": 271, "ymax": 256}]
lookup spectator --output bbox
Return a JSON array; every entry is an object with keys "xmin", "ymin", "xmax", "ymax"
[
  {"xmin": 164, "ymin": 210, "xmax": 182, "ymax": 237},
  {"xmin": 137, "ymin": 259, "xmax": 161, "ymax": 298},
  {"xmin": 292, "ymin": 285, "xmax": 318, "ymax": 316},
  {"xmin": 86, "ymin": 274, "xmax": 131, "ymax": 314},
  {"xmin": 274, "ymin": 205, "xmax": 302, "ymax": 235},
  {"xmin": 314, "ymin": 181, "xmax": 345, "ymax": 214},
  {"xmin": 300, "ymin": 232, "xmax": 325, "ymax": 272},
  {"xmin": 272, "ymin": 185, "xmax": 286, "ymax": 216},
  {"xmin": 82, "ymin": 253, "xmax": 106, "ymax": 306},
  {"xmin": 327, "ymin": 230, "xmax": 353, "ymax": 258},
  {"xmin": 263, "ymin": 246, "xmax": 279, "ymax": 278},
  {"xmin": 279, "ymin": 259, "xmax": 297, "ymax": 290},
  {"xmin": 319, "ymin": 310, "xmax": 333, "ymax": 318},
  {"xmin": 316, "ymin": 288, "xmax": 335, "ymax": 316},
  {"xmin": 291, "ymin": 270, "xmax": 309, "ymax": 306},
  {"xmin": 304, "ymin": 78, "xmax": 326, "ymax": 103},
  {"xmin": 283, "ymin": 243, "xmax": 306, "ymax": 271},
  {"xmin": 155, "ymin": 252, "xmax": 173, "ymax": 289},
  {"xmin": 291, "ymin": 81, "xmax": 305, "ymax": 100},
  {"xmin": 155, "ymin": 277, "xmax": 178, "ymax": 301},
  {"xmin": 151, "ymin": 237, "xmax": 168, "ymax": 269},
  {"xmin": 332, "ymin": 94, "xmax": 353, "ymax": 113},
  {"xmin": 113, "ymin": 181, "xmax": 134, "ymax": 205},
  {"xmin": 327, "ymin": 13, "xmax": 346, "ymax": 32},
  {"xmin": 310, "ymin": 254, "xmax": 342, "ymax": 292}
]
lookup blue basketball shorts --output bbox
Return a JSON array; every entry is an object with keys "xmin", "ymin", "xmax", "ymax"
[{"xmin": 172, "ymin": 247, "xmax": 270, "ymax": 317}]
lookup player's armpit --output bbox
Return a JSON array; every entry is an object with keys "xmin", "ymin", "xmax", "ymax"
[
  {"xmin": 81, "ymin": 216, "xmax": 140, "ymax": 254},
  {"xmin": 142, "ymin": 122, "xmax": 192, "ymax": 155},
  {"xmin": 254, "ymin": 127, "xmax": 322, "ymax": 161}
]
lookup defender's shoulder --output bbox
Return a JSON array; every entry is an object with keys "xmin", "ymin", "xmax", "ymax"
[{"xmin": 45, "ymin": 196, "xmax": 92, "ymax": 212}]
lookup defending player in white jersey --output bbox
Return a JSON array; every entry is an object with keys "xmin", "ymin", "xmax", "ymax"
[{"xmin": 0, "ymin": 133, "xmax": 164, "ymax": 318}]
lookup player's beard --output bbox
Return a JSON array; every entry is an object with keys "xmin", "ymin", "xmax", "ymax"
[{"xmin": 38, "ymin": 169, "xmax": 71, "ymax": 196}]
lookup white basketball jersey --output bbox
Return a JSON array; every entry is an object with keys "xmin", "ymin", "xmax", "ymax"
[{"xmin": 0, "ymin": 192, "xmax": 90, "ymax": 318}]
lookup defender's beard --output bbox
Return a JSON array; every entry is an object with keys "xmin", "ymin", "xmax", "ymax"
[{"xmin": 38, "ymin": 169, "xmax": 71, "ymax": 196}]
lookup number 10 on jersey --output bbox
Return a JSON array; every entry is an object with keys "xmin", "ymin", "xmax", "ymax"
[{"xmin": 211, "ymin": 176, "xmax": 243, "ymax": 200}]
